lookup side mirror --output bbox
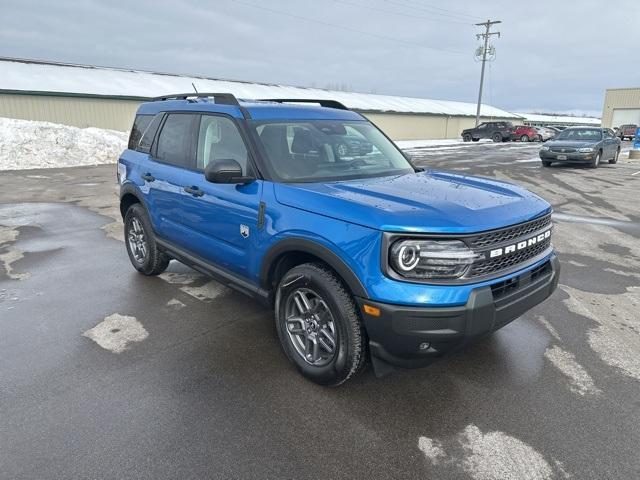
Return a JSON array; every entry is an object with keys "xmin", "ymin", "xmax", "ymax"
[{"xmin": 204, "ymin": 159, "xmax": 254, "ymax": 184}]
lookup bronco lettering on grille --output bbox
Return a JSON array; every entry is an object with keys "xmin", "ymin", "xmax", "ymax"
[{"xmin": 488, "ymin": 229, "xmax": 551, "ymax": 259}]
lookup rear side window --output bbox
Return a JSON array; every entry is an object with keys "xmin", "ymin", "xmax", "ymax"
[
  {"xmin": 128, "ymin": 114, "xmax": 153, "ymax": 150},
  {"xmin": 155, "ymin": 114, "xmax": 197, "ymax": 168},
  {"xmin": 137, "ymin": 114, "xmax": 163, "ymax": 154}
]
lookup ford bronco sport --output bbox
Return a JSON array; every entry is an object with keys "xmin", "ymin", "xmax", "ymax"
[{"xmin": 119, "ymin": 93, "xmax": 559, "ymax": 386}]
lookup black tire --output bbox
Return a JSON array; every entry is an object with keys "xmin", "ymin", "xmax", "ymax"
[
  {"xmin": 275, "ymin": 262, "xmax": 367, "ymax": 386},
  {"xmin": 472, "ymin": 138, "xmax": 480, "ymax": 142},
  {"xmin": 124, "ymin": 203, "xmax": 170, "ymax": 276},
  {"xmin": 492, "ymin": 133, "xmax": 502, "ymax": 142},
  {"xmin": 609, "ymin": 148, "xmax": 619, "ymax": 164},
  {"xmin": 542, "ymin": 161, "xmax": 552, "ymax": 167},
  {"xmin": 589, "ymin": 151, "xmax": 601, "ymax": 169},
  {"xmin": 463, "ymin": 133, "xmax": 472, "ymax": 142},
  {"xmin": 520, "ymin": 134, "xmax": 529, "ymax": 142}
]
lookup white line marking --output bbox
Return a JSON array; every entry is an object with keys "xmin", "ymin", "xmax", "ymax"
[
  {"xmin": 83, "ymin": 313, "xmax": 148, "ymax": 353},
  {"xmin": 631, "ymin": 170, "xmax": 640, "ymax": 176}
]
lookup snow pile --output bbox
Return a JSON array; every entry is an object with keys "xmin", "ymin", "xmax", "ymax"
[{"xmin": 0, "ymin": 117, "xmax": 127, "ymax": 171}]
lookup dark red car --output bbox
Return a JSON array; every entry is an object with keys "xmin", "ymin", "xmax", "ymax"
[{"xmin": 512, "ymin": 125, "xmax": 540, "ymax": 142}]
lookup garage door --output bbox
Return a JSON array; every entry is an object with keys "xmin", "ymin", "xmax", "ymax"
[{"xmin": 612, "ymin": 108, "xmax": 640, "ymax": 127}]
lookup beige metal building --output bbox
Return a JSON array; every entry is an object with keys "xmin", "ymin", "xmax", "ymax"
[
  {"xmin": 0, "ymin": 57, "xmax": 520, "ymax": 140},
  {"xmin": 602, "ymin": 88, "xmax": 640, "ymax": 128}
]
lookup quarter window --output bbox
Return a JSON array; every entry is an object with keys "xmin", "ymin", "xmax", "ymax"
[
  {"xmin": 197, "ymin": 115, "xmax": 248, "ymax": 172},
  {"xmin": 155, "ymin": 114, "xmax": 196, "ymax": 167},
  {"xmin": 128, "ymin": 115, "xmax": 152, "ymax": 150},
  {"xmin": 137, "ymin": 114, "xmax": 163, "ymax": 154}
]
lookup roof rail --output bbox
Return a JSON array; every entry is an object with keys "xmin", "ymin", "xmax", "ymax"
[
  {"xmin": 151, "ymin": 93, "xmax": 240, "ymax": 106},
  {"xmin": 260, "ymin": 98, "xmax": 349, "ymax": 111}
]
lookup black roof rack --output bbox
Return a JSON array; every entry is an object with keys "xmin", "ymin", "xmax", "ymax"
[
  {"xmin": 151, "ymin": 93, "xmax": 240, "ymax": 106},
  {"xmin": 260, "ymin": 98, "xmax": 349, "ymax": 111}
]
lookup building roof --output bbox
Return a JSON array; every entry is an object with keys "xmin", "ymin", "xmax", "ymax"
[
  {"xmin": 514, "ymin": 112, "xmax": 601, "ymax": 126},
  {"xmin": 0, "ymin": 57, "xmax": 520, "ymax": 119}
]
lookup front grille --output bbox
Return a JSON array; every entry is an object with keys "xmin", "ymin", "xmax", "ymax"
[
  {"xmin": 468, "ymin": 214, "xmax": 552, "ymax": 249},
  {"xmin": 468, "ymin": 237, "xmax": 551, "ymax": 277},
  {"xmin": 550, "ymin": 147, "xmax": 576, "ymax": 153}
]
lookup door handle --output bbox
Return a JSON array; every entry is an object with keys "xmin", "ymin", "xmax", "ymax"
[
  {"xmin": 140, "ymin": 173, "xmax": 155, "ymax": 182},
  {"xmin": 184, "ymin": 186, "xmax": 204, "ymax": 197}
]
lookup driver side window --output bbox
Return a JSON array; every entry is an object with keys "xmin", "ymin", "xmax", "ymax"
[{"xmin": 197, "ymin": 115, "xmax": 248, "ymax": 173}]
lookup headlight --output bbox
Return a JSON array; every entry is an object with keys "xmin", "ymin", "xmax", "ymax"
[
  {"xmin": 577, "ymin": 147, "xmax": 594, "ymax": 153},
  {"xmin": 540, "ymin": 146, "xmax": 549, "ymax": 151},
  {"xmin": 389, "ymin": 239, "xmax": 481, "ymax": 279}
]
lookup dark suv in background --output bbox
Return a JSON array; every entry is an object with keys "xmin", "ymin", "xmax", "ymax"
[{"xmin": 462, "ymin": 121, "xmax": 514, "ymax": 142}]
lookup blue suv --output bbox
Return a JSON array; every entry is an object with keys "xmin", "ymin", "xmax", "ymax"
[{"xmin": 119, "ymin": 93, "xmax": 560, "ymax": 386}]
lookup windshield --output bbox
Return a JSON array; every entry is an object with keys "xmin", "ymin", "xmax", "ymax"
[
  {"xmin": 555, "ymin": 128, "xmax": 602, "ymax": 141},
  {"xmin": 251, "ymin": 120, "xmax": 414, "ymax": 182}
]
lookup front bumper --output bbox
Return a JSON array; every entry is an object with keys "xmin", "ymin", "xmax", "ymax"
[
  {"xmin": 539, "ymin": 151, "xmax": 594, "ymax": 163},
  {"xmin": 357, "ymin": 253, "xmax": 560, "ymax": 369}
]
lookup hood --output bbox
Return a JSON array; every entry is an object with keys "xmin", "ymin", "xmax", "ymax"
[
  {"xmin": 274, "ymin": 171, "xmax": 551, "ymax": 234},
  {"xmin": 546, "ymin": 140, "xmax": 598, "ymax": 148}
]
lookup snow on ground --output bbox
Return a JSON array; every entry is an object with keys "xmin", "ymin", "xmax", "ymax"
[
  {"xmin": 395, "ymin": 139, "xmax": 490, "ymax": 149},
  {"xmin": 0, "ymin": 117, "xmax": 127, "ymax": 171}
]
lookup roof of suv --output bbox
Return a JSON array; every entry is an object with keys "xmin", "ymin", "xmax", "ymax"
[{"xmin": 136, "ymin": 98, "xmax": 365, "ymax": 122}]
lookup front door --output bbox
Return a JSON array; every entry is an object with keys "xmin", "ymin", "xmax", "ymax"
[{"xmin": 178, "ymin": 114, "xmax": 263, "ymax": 282}]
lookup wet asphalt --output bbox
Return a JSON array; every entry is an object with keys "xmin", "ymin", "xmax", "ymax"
[{"xmin": 1, "ymin": 142, "xmax": 639, "ymax": 479}]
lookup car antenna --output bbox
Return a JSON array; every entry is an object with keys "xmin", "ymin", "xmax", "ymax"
[{"xmin": 192, "ymin": 83, "xmax": 198, "ymax": 93}]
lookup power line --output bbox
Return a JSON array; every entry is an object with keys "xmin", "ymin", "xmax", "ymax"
[
  {"xmin": 394, "ymin": 0, "xmax": 485, "ymax": 20},
  {"xmin": 383, "ymin": 0, "xmax": 483, "ymax": 21},
  {"xmin": 330, "ymin": 0, "xmax": 472, "ymax": 25},
  {"xmin": 226, "ymin": 0, "xmax": 468, "ymax": 55}
]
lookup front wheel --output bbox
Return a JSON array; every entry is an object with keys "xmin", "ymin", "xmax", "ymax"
[
  {"xmin": 542, "ymin": 161, "xmax": 552, "ymax": 167},
  {"xmin": 463, "ymin": 133, "xmax": 472, "ymax": 142},
  {"xmin": 492, "ymin": 133, "xmax": 502, "ymax": 142},
  {"xmin": 520, "ymin": 135, "xmax": 529, "ymax": 142},
  {"xmin": 124, "ymin": 204, "xmax": 170, "ymax": 275},
  {"xmin": 275, "ymin": 263, "xmax": 367, "ymax": 386},
  {"xmin": 590, "ymin": 151, "xmax": 601, "ymax": 169}
]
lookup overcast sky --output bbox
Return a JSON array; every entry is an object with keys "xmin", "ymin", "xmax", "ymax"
[{"xmin": 1, "ymin": 0, "xmax": 639, "ymax": 116}]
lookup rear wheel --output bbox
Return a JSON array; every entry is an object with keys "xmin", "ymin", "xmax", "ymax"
[
  {"xmin": 590, "ymin": 151, "xmax": 601, "ymax": 169},
  {"xmin": 492, "ymin": 133, "xmax": 502, "ymax": 142},
  {"xmin": 124, "ymin": 204, "xmax": 170, "ymax": 276},
  {"xmin": 275, "ymin": 263, "xmax": 367, "ymax": 386},
  {"xmin": 609, "ymin": 148, "xmax": 619, "ymax": 164},
  {"xmin": 463, "ymin": 133, "xmax": 472, "ymax": 142}
]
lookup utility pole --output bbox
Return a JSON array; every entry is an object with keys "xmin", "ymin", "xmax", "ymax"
[{"xmin": 474, "ymin": 19, "xmax": 501, "ymax": 126}]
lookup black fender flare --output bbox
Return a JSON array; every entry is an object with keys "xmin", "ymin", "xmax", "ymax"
[
  {"xmin": 260, "ymin": 238, "xmax": 369, "ymax": 299},
  {"xmin": 119, "ymin": 183, "xmax": 148, "ymax": 219}
]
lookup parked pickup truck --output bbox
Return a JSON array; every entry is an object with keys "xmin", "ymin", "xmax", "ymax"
[
  {"xmin": 617, "ymin": 124, "xmax": 638, "ymax": 141},
  {"xmin": 119, "ymin": 94, "xmax": 559, "ymax": 386}
]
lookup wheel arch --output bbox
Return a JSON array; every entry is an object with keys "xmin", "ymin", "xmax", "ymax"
[
  {"xmin": 119, "ymin": 183, "xmax": 147, "ymax": 219},
  {"xmin": 260, "ymin": 238, "xmax": 369, "ymax": 300}
]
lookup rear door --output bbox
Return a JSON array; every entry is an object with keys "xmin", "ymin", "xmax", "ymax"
[
  {"xmin": 145, "ymin": 113, "xmax": 198, "ymax": 248},
  {"xmin": 602, "ymin": 129, "xmax": 616, "ymax": 158},
  {"xmin": 178, "ymin": 113, "xmax": 263, "ymax": 281}
]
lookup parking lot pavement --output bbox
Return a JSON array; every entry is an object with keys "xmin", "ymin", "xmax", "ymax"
[{"xmin": 1, "ymin": 143, "xmax": 639, "ymax": 479}]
